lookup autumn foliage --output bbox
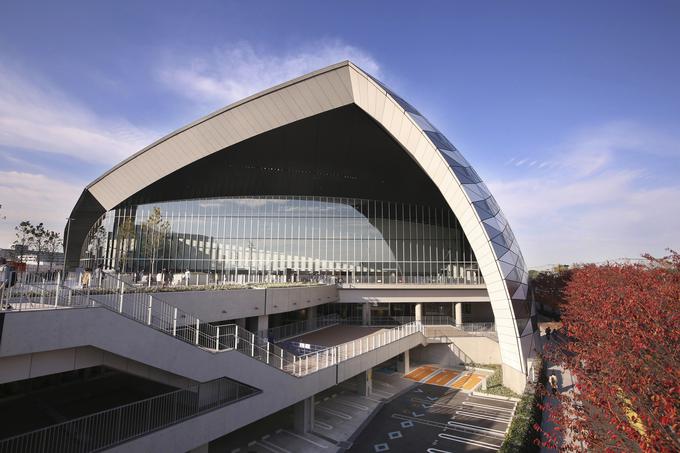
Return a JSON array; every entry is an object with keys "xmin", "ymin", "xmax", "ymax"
[{"xmin": 542, "ymin": 252, "xmax": 680, "ymax": 452}]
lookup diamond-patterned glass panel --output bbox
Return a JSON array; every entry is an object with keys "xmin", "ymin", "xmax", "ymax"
[{"xmin": 374, "ymin": 75, "xmax": 530, "ymax": 336}]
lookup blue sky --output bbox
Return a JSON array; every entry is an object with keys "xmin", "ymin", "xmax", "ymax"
[{"xmin": 1, "ymin": 0, "xmax": 679, "ymax": 267}]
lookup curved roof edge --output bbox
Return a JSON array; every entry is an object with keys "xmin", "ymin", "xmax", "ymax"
[{"xmin": 86, "ymin": 61, "xmax": 355, "ymax": 190}]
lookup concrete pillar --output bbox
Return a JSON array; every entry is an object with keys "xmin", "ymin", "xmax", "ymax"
[
  {"xmin": 362, "ymin": 302, "xmax": 371, "ymax": 325},
  {"xmin": 356, "ymin": 369, "xmax": 373, "ymax": 396},
  {"xmin": 307, "ymin": 307, "xmax": 317, "ymax": 324},
  {"xmin": 415, "ymin": 303, "xmax": 422, "ymax": 323},
  {"xmin": 455, "ymin": 302, "xmax": 463, "ymax": 326},
  {"xmin": 293, "ymin": 396, "xmax": 315, "ymax": 433},
  {"xmin": 397, "ymin": 350, "xmax": 410, "ymax": 374},
  {"xmin": 257, "ymin": 314, "xmax": 269, "ymax": 334}
]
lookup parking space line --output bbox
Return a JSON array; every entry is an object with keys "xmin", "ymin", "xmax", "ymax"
[
  {"xmin": 334, "ymin": 399, "xmax": 370, "ymax": 411},
  {"xmin": 314, "ymin": 420, "xmax": 333, "ymax": 430},
  {"xmin": 281, "ymin": 429, "xmax": 329, "ymax": 448},
  {"xmin": 255, "ymin": 440, "xmax": 288, "ymax": 453},
  {"xmin": 438, "ymin": 432, "xmax": 501, "ymax": 450},
  {"xmin": 462, "ymin": 401, "xmax": 515, "ymax": 413},
  {"xmin": 446, "ymin": 420, "xmax": 507, "ymax": 437},
  {"xmin": 317, "ymin": 406, "xmax": 353, "ymax": 420},
  {"xmin": 455, "ymin": 410, "xmax": 512, "ymax": 423}
]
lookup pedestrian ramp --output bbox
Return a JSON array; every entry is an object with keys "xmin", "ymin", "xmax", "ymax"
[{"xmin": 403, "ymin": 365, "xmax": 486, "ymax": 392}]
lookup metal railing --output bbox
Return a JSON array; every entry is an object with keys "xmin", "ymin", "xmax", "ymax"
[
  {"xmin": 1, "ymin": 273, "xmax": 425, "ymax": 378},
  {"xmin": 0, "ymin": 377, "xmax": 258, "ymax": 453},
  {"xmin": 263, "ymin": 313, "xmax": 341, "ymax": 342}
]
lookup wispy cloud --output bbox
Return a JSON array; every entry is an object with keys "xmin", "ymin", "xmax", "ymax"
[
  {"xmin": 0, "ymin": 171, "xmax": 83, "ymax": 246},
  {"xmin": 0, "ymin": 62, "xmax": 158, "ymax": 164},
  {"xmin": 490, "ymin": 122, "xmax": 680, "ymax": 267},
  {"xmin": 157, "ymin": 40, "xmax": 381, "ymax": 109}
]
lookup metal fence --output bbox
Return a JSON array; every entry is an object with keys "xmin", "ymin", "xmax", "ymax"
[
  {"xmin": 263, "ymin": 313, "xmax": 341, "ymax": 342},
  {"xmin": 0, "ymin": 377, "xmax": 258, "ymax": 453},
  {"xmin": 1, "ymin": 272, "xmax": 428, "ymax": 378}
]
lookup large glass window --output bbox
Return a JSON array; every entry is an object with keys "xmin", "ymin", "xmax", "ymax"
[{"xmin": 80, "ymin": 196, "xmax": 482, "ymax": 285}]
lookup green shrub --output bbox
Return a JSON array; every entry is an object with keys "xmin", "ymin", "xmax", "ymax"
[{"xmin": 499, "ymin": 357, "xmax": 545, "ymax": 452}]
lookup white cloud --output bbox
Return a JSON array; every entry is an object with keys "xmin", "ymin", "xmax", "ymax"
[
  {"xmin": 0, "ymin": 63, "xmax": 158, "ymax": 164},
  {"xmin": 0, "ymin": 171, "xmax": 83, "ymax": 247},
  {"xmin": 489, "ymin": 123, "xmax": 680, "ymax": 267},
  {"xmin": 157, "ymin": 40, "xmax": 381, "ymax": 108}
]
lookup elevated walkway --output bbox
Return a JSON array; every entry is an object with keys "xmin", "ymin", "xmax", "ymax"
[{"xmin": 0, "ymin": 278, "xmax": 425, "ymax": 451}]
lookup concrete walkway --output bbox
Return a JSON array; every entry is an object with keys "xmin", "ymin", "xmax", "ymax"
[{"xmin": 540, "ymin": 333, "xmax": 579, "ymax": 452}]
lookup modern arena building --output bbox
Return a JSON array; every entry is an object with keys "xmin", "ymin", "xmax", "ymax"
[{"xmin": 0, "ymin": 61, "xmax": 537, "ymax": 452}]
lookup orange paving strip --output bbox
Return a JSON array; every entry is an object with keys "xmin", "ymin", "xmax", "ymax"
[
  {"xmin": 451, "ymin": 373, "xmax": 484, "ymax": 390},
  {"xmin": 426, "ymin": 369, "xmax": 460, "ymax": 386},
  {"xmin": 404, "ymin": 366, "xmax": 437, "ymax": 382}
]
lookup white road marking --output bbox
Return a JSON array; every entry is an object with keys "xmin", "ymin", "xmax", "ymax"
[
  {"xmin": 317, "ymin": 406, "xmax": 352, "ymax": 420},
  {"xmin": 275, "ymin": 428, "xmax": 283, "ymax": 434},
  {"xmin": 411, "ymin": 411, "xmax": 425, "ymax": 417},
  {"xmin": 314, "ymin": 420, "xmax": 333, "ymax": 430},
  {"xmin": 446, "ymin": 420, "xmax": 506, "ymax": 437},
  {"xmin": 427, "ymin": 396, "xmax": 438, "ymax": 401},
  {"xmin": 427, "ymin": 449, "xmax": 454, "ymax": 453},
  {"xmin": 438, "ymin": 433, "xmax": 500, "ymax": 450},
  {"xmin": 282, "ymin": 429, "xmax": 329, "ymax": 448},
  {"xmin": 413, "ymin": 388, "xmax": 424, "ymax": 393},
  {"xmin": 462, "ymin": 401, "xmax": 515, "ymax": 413},
  {"xmin": 335, "ymin": 399, "xmax": 370, "ymax": 410},
  {"xmin": 230, "ymin": 449, "xmax": 241, "ymax": 453},
  {"xmin": 455, "ymin": 410, "xmax": 512, "ymax": 423},
  {"xmin": 254, "ymin": 441, "xmax": 285, "ymax": 453}
]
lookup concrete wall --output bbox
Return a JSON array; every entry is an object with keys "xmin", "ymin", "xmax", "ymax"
[
  {"xmin": 0, "ymin": 345, "xmax": 194, "ymax": 387},
  {"xmin": 265, "ymin": 285, "xmax": 338, "ymax": 315},
  {"xmin": 463, "ymin": 302, "xmax": 494, "ymax": 322},
  {"xmin": 411, "ymin": 337, "xmax": 501, "ymax": 367},
  {"xmin": 89, "ymin": 285, "xmax": 339, "ymax": 324},
  {"xmin": 338, "ymin": 286, "xmax": 489, "ymax": 304}
]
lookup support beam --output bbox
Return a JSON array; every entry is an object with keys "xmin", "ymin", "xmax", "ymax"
[
  {"xmin": 397, "ymin": 350, "xmax": 410, "ymax": 374},
  {"xmin": 362, "ymin": 302, "xmax": 371, "ymax": 325},
  {"xmin": 293, "ymin": 396, "xmax": 315, "ymax": 433},
  {"xmin": 257, "ymin": 314, "xmax": 269, "ymax": 333},
  {"xmin": 356, "ymin": 369, "xmax": 373, "ymax": 397}
]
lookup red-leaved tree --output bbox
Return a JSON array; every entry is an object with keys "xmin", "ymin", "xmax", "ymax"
[{"xmin": 541, "ymin": 251, "xmax": 680, "ymax": 452}]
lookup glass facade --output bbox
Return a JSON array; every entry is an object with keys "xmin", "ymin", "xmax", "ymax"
[{"xmin": 80, "ymin": 196, "xmax": 482, "ymax": 285}]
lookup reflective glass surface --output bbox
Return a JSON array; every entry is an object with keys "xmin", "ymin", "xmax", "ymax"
[{"xmin": 81, "ymin": 196, "xmax": 482, "ymax": 285}]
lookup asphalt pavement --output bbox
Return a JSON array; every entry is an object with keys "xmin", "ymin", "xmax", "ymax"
[{"xmin": 347, "ymin": 383, "xmax": 516, "ymax": 452}]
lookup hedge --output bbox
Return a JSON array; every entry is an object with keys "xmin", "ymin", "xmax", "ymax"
[{"xmin": 499, "ymin": 356, "xmax": 545, "ymax": 452}]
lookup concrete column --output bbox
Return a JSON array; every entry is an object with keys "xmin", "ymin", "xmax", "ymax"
[
  {"xmin": 362, "ymin": 302, "xmax": 371, "ymax": 325},
  {"xmin": 397, "ymin": 350, "xmax": 411, "ymax": 374},
  {"xmin": 257, "ymin": 314, "xmax": 269, "ymax": 333},
  {"xmin": 356, "ymin": 369, "xmax": 373, "ymax": 396},
  {"xmin": 455, "ymin": 302, "xmax": 463, "ymax": 326},
  {"xmin": 307, "ymin": 307, "xmax": 317, "ymax": 324},
  {"xmin": 293, "ymin": 396, "xmax": 315, "ymax": 433},
  {"xmin": 415, "ymin": 303, "xmax": 422, "ymax": 323}
]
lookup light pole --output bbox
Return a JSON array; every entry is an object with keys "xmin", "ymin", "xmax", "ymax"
[{"xmin": 62, "ymin": 217, "xmax": 74, "ymax": 272}]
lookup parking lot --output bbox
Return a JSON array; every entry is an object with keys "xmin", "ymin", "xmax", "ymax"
[
  {"xmin": 347, "ymin": 382, "xmax": 516, "ymax": 452},
  {"xmin": 209, "ymin": 369, "xmax": 412, "ymax": 452}
]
